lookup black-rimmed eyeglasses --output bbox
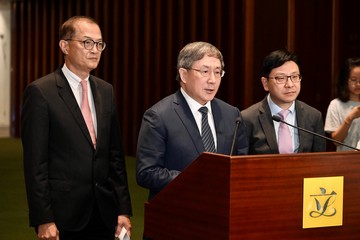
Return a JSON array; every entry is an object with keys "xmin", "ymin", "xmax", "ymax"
[
  {"xmin": 66, "ymin": 39, "xmax": 106, "ymax": 51},
  {"xmin": 268, "ymin": 74, "xmax": 302, "ymax": 84}
]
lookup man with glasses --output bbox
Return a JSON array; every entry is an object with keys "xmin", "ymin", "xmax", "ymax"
[
  {"xmin": 136, "ymin": 41, "xmax": 249, "ymax": 201},
  {"xmin": 241, "ymin": 49, "xmax": 326, "ymax": 154},
  {"xmin": 21, "ymin": 16, "xmax": 132, "ymax": 240}
]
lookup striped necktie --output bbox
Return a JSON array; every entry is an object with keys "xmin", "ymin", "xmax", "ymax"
[{"xmin": 199, "ymin": 107, "xmax": 216, "ymax": 152}]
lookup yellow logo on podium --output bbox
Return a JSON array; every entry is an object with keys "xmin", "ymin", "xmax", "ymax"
[{"xmin": 303, "ymin": 176, "xmax": 343, "ymax": 228}]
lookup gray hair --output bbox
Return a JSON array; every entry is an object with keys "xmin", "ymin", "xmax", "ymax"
[{"xmin": 176, "ymin": 42, "xmax": 224, "ymax": 81}]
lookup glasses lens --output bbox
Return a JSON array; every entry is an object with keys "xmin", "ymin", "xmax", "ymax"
[
  {"xmin": 83, "ymin": 40, "xmax": 93, "ymax": 50},
  {"xmin": 275, "ymin": 76, "xmax": 286, "ymax": 84},
  {"xmin": 291, "ymin": 75, "xmax": 299, "ymax": 82},
  {"xmin": 221, "ymin": 70, "xmax": 225, "ymax": 78},
  {"xmin": 98, "ymin": 42, "xmax": 106, "ymax": 51}
]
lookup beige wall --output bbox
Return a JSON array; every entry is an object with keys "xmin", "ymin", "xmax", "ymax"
[{"xmin": 0, "ymin": 1, "xmax": 10, "ymax": 127}]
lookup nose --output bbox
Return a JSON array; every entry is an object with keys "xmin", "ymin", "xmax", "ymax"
[
  {"xmin": 90, "ymin": 44, "xmax": 101, "ymax": 53},
  {"xmin": 91, "ymin": 47, "xmax": 100, "ymax": 53},
  {"xmin": 208, "ymin": 71, "xmax": 217, "ymax": 83}
]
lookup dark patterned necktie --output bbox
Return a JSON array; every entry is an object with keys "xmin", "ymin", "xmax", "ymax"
[{"xmin": 199, "ymin": 107, "xmax": 216, "ymax": 152}]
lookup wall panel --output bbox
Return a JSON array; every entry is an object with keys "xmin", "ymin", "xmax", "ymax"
[{"xmin": 9, "ymin": 0, "xmax": 360, "ymax": 155}]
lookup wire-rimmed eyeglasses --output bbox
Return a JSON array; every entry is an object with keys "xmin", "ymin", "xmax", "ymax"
[
  {"xmin": 187, "ymin": 68, "xmax": 225, "ymax": 78},
  {"xmin": 66, "ymin": 39, "xmax": 106, "ymax": 51},
  {"xmin": 268, "ymin": 74, "xmax": 302, "ymax": 84}
]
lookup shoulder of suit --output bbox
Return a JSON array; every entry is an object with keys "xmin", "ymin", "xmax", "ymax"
[
  {"xmin": 89, "ymin": 75, "xmax": 106, "ymax": 83},
  {"xmin": 295, "ymin": 99, "xmax": 321, "ymax": 114},
  {"xmin": 146, "ymin": 93, "xmax": 177, "ymax": 113},
  {"xmin": 241, "ymin": 100, "xmax": 263, "ymax": 115},
  {"xmin": 211, "ymin": 97, "xmax": 238, "ymax": 110}
]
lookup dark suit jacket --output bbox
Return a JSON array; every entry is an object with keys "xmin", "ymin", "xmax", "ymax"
[
  {"xmin": 241, "ymin": 96, "xmax": 326, "ymax": 154},
  {"xmin": 136, "ymin": 90, "xmax": 249, "ymax": 199},
  {"xmin": 21, "ymin": 68, "xmax": 132, "ymax": 231}
]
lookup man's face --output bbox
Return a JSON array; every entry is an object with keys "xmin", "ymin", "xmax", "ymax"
[
  {"xmin": 261, "ymin": 60, "xmax": 301, "ymax": 109},
  {"xmin": 179, "ymin": 55, "xmax": 222, "ymax": 105},
  {"xmin": 60, "ymin": 20, "xmax": 103, "ymax": 78}
]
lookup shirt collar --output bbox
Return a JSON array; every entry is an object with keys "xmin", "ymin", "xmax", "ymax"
[
  {"xmin": 267, "ymin": 94, "xmax": 295, "ymax": 116},
  {"xmin": 180, "ymin": 88, "xmax": 213, "ymax": 115}
]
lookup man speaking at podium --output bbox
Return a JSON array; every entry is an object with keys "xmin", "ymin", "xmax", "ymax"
[{"xmin": 136, "ymin": 41, "xmax": 249, "ymax": 200}]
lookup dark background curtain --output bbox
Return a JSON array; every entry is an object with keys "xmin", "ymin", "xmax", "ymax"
[{"xmin": 10, "ymin": 0, "xmax": 360, "ymax": 155}]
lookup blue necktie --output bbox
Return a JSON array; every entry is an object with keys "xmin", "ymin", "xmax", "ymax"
[{"xmin": 199, "ymin": 107, "xmax": 216, "ymax": 152}]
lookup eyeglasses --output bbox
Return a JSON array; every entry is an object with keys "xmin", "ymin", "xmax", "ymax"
[
  {"xmin": 348, "ymin": 78, "xmax": 360, "ymax": 85},
  {"xmin": 188, "ymin": 68, "xmax": 225, "ymax": 78},
  {"xmin": 66, "ymin": 39, "xmax": 106, "ymax": 51},
  {"xmin": 268, "ymin": 74, "xmax": 302, "ymax": 84}
]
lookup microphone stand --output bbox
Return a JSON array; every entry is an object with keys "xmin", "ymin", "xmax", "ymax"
[
  {"xmin": 230, "ymin": 117, "xmax": 241, "ymax": 156},
  {"xmin": 272, "ymin": 115, "xmax": 360, "ymax": 151}
]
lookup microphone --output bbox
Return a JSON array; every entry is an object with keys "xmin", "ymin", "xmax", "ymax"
[
  {"xmin": 272, "ymin": 115, "xmax": 360, "ymax": 151},
  {"xmin": 230, "ymin": 117, "xmax": 242, "ymax": 156}
]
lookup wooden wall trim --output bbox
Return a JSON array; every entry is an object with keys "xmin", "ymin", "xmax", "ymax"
[
  {"xmin": 331, "ymin": 0, "xmax": 339, "ymax": 98},
  {"xmin": 287, "ymin": 0, "xmax": 295, "ymax": 51},
  {"xmin": 243, "ymin": 0, "xmax": 254, "ymax": 108}
]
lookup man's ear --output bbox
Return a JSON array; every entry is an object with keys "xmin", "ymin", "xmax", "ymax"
[
  {"xmin": 261, "ymin": 77, "xmax": 269, "ymax": 91},
  {"xmin": 59, "ymin": 40, "xmax": 69, "ymax": 55},
  {"xmin": 179, "ymin": 68, "xmax": 188, "ymax": 84}
]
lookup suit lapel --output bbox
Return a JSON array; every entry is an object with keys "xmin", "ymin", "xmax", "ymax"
[
  {"xmin": 173, "ymin": 91, "xmax": 204, "ymax": 154},
  {"xmin": 55, "ymin": 69, "xmax": 94, "ymax": 147},
  {"xmin": 89, "ymin": 77, "xmax": 100, "ymax": 145},
  {"xmin": 211, "ymin": 100, "xmax": 225, "ymax": 153},
  {"xmin": 295, "ymin": 100, "xmax": 305, "ymax": 152},
  {"xmin": 259, "ymin": 98, "xmax": 279, "ymax": 153}
]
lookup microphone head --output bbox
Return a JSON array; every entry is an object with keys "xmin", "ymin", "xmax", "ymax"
[
  {"xmin": 235, "ymin": 117, "xmax": 241, "ymax": 124},
  {"xmin": 272, "ymin": 115, "xmax": 282, "ymax": 122}
]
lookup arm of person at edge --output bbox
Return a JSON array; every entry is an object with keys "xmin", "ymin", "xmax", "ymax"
[{"xmin": 331, "ymin": 105, "xmax": 360, "ymax": 143}]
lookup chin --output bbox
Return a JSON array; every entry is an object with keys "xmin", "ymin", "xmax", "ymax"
[{"xmin": 88, "ymin": 64, "xmax": 99, "ymax": 70}]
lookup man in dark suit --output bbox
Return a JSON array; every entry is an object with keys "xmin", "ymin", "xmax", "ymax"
[
  {"xmin": 21, "ymin": 16, "xmax": 132, "ymax": 240},
  {"xmin": 241, "ymin": 49, "xmax": 326, "ymax": 154},
  {"xmin": 136, "ymin": 42, "xmax": 249, "ymax": 200}
]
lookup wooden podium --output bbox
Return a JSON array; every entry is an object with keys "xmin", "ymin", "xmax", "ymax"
[{"xmin": 144, "ymin": 151, "xmax": 360, "ymax": 239}]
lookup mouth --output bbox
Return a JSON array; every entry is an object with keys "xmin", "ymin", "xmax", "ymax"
[{"xmin": 204, "ymin": 88, "xmax": 215, "ymax": 94}]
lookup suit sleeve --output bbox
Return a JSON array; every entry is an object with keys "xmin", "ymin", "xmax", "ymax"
[
  {"xmin": 312, "ymin": 111, "xmax": 327, "ymax": 152},
  {"xmin": 235, "ymin": 112, "xmax": 250, "ymax": 155},
  {"xmin": 21, "ymin": 84, "xmax": 55, "ymax": 227},
  {"xmin": 136, "ymin": 109, "xmax": 181, "ymax": 194},
  {"xmin": 108, "ymin": 92, "xmax": 132, "ymax": 216}
]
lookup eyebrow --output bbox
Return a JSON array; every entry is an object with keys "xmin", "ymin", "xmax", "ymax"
[
  {"xmin": 82, "ymin": 36, "xmax": 103, "ymax": 41},
  {"xmin": 274, "ymin": 71, "xmax": 299, "ymax": 75},
  {"xmin": 198, "ymin": 65, "xmax": 221, "ymax": 69}
]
